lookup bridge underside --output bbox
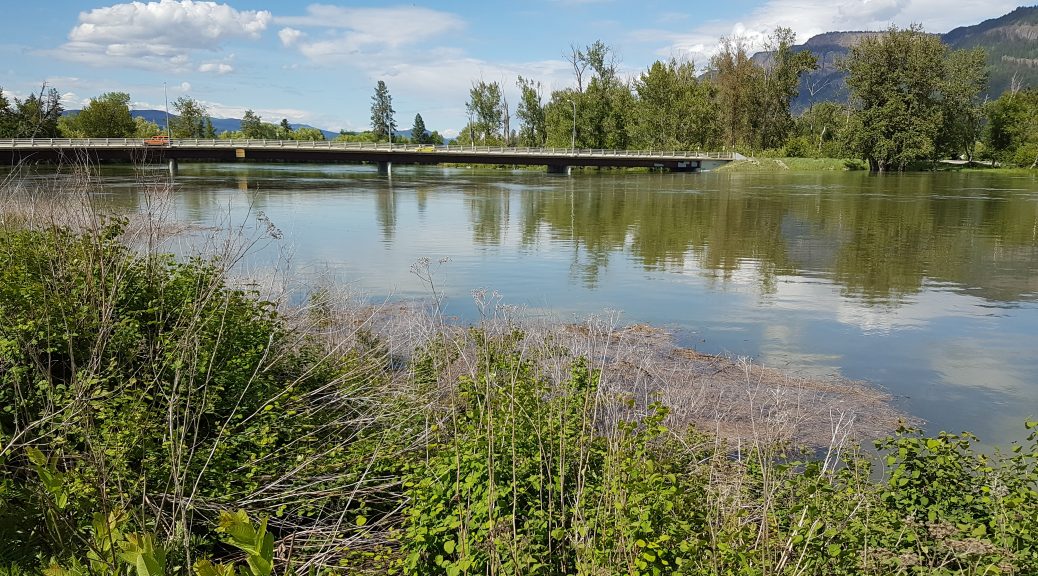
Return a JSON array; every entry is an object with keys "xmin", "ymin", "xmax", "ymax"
[{"xmin": 1, "ymin": 147, "xmax": 705, "ymax": 173}]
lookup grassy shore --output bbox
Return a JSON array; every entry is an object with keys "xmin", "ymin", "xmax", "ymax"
[
  {"xmin": 717, "ymin": 156, "xmax": 1038, "ymax": 175},
  {"xmin": 1, "ymin": 172, "xmax": 1037, "ymax": 576},
  {"xmin": 717, "ymin": 157, "xmax": 869, "ymax": 172}
]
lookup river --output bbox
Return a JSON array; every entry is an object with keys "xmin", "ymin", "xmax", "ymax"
[{"xmin": 16, "ymin": 162, "xmax": 1038, "ymax": 446}]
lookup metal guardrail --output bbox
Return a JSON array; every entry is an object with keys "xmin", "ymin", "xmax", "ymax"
[{"xmin": 0, "ymin": 138, "xmax": 736, "ymax": 161}]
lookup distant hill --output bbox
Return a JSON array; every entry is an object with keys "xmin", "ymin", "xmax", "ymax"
[
  {"xmin": 755, "ymin": 5, "xmax": 1038, "ymax": 111},
  {"xmin": 74, "ymin": 109, "xmax": 341, "ymax": 140},
  {"xmin": 943, "ymin": 6, "xmax": 1038, "ymax": 97}
]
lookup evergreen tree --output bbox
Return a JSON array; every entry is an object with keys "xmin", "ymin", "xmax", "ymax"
[
  {"xmin": 13, "ymin": 86, "xmax": 63, "ymax": 138},
  {"xmin": 0, "ymin": 87, "xmax": 15, "ymax": 138},
  {"xmin": 370, "ymin": 80, "xmax": 396, "ymax": 142},
  {"xmin": 411, "ymin": 113, "xmax": 427, "ymax": 144}
]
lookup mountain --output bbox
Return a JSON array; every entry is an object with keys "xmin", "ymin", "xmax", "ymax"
[
  {"xmin": 125, "ymin": 109, "xmax": 339, "ymax": 140},
  {"xmin": 763, "ymin": 5, "xmax": 1038, "ymax": 111},
  {"xmin": 943, "ymin": 6, "xmax": 1038, "ymax": 96},
  {"xmin": 751, "ymin": 32, "xmax": 883, "ymax": 111}
]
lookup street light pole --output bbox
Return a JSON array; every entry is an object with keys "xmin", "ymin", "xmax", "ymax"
[
  {"xmin": 163, "ymin": 82, "xmax": 171, "ymax": 139},
  {"xmin": 567, "ymin": 99, "xmax": 576, "ymax": 151}
]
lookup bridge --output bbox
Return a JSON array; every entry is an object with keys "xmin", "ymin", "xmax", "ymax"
[{"xmin": 0, "ymin": 138, "xmax": 740, "ymax": 175}]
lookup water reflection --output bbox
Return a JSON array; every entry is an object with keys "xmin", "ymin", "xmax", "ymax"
[{"xmin": 501, "ymin": 172, "xmax": 1038, "ymax": 304}]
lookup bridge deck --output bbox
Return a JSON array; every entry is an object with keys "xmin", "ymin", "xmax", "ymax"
[{"xmin": 0, "ymin": 138, "xmax": 736, "ymax": 170}]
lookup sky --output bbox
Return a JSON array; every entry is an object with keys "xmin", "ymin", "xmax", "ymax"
[{"xmin": 0, "ymin": 0, "xmax": 1028, "ymax": 136}]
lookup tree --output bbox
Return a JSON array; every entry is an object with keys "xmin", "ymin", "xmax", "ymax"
[
  {"xmin": 984, "ymin": 89, "xmax": 1038, "ymax": 168},
  {"xmin": 370, "ymin": 80, "xmax": 396, "ymax": 142},
  {"xmin": 547, "ymin": 40, "xmax": 632, "ymax": 150},
  {"xmin": 133, "ymin": 116, "xmax": 162, "ymax": 138},
  {"xmin": 335, "ymin": 130, "xmax": 378, "ymax": 143},
  {"xmin": 169, "ymin": 96, "xmax": 214, "ymax": 138},
  {"xmin": 240, "ymin": 109, "xmax": 264, "ymax": 138},
  {"xmin": 69, "ymin": 92, "xmax": 136, "ymax": 137},
  {"xmin": 794, "ymin": 101, "xmax": 854, "ymax": 157},
  {"xmin": 0, "ymin": 87, "xmax": 13, "ymax": 137},
  {"xmin": 57, "ymin": 114, "xmax": 85, "ymax": 138},
  {"xmin": 710, "ymin": 36, "xmax": 760, "ymax": 149},
  {"xmin": 290, "ymin": 127, "xmax": 325, "ymax": 141},
  {"xmin": 516, "ymin": 76, "xmax": 546, "ymax": 147},
  {"xmin": 565, "ymin": 44, "xmax": 589, "ymax": 93},
  {"xmin": 937, "ymin": 47, "xmax": 988, "ymax": 162},
  {"xmin": 411, "ymin": 113, "xmax": 428, "ymax": 144},
  {"xmin": 753, "ymin": 28, "xmax": 818, "ymax": 150},
  {"xmin": 279, "ymin": 118, "xmax": 292, "ymax": 139},
  {"xmin": 13, "ymin": 85, "xmax": 63, "ymax": 138},
  {"xmin": 466, "ymin": 80, "xmax": 504, "ymax": 144},
  {"xmin": 583, "ymin": 40, "xmax": 618, "ymax": 82},
  {"xmin": 843, "ymin": 25, "xmax": 948, "ymax": 171},
  {"xmin": 633, "ymin": 58, "xmax": 719, "ymax": 150},
  {"xmin": 426, "ymin": 130, "xmax": 445, "ymax": 145}
]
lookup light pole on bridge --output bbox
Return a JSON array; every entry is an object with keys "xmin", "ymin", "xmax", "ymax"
[
  {"xmin": 163, "ymin": 82, "xmax": 171, "ymax": 140},
  {"xmin": 567, "ymin": 98, "xmax": 576, "ymax": 152}
]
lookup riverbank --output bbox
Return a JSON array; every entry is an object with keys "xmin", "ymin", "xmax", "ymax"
[
  {"xmin": 718, "ymin": 157, "xmax": 868, "ymax": 172},
  {"xmin": 718, "ymin": 156, "xmax": 1038, "ymax": 174}
]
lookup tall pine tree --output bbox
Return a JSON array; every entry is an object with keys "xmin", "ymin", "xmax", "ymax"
[
  {"xmin": 370, "ymin": 80, "xmax": 396, "ymax": 142},
  {"xmin": 411, "ymin": 113, "xmax": 427, "ymax": 144}
]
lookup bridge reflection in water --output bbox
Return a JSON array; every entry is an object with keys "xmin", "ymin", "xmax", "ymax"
[{"xmin": 0, "ymin": 138, "xmax": 739, "ymax": 175}]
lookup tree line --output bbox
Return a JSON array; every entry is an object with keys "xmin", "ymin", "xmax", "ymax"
[
  {"xmin": 367, "ymin": 26, "xmax": 1036, "ymax": 170},
  {"xmin": 3, "ymin": 23, "xmax": 1038, "ymax": 169},
  {"xmin": 0, "ymin": 88, "xmax": 330, "ymax": 142}
]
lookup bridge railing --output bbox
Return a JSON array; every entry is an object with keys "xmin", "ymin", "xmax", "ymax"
[{"xmin": 0, "ymin": 138, "xmax": 736, "ymax": 160}]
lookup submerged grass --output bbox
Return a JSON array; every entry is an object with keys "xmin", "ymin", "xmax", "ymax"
[
  {"xmin": 717, "ymin": 157, "xmax": 868, "ymax": 172},
  {"xmin": 0, "ymin": 166, "xmax": 1036, "ymax": 575}
]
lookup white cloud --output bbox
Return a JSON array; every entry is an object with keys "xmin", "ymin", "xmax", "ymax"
[
  {"xmin": 61, "ymin": 92, "xmax": 83, "ymax": 107},
  {"xmin": 274, "ymin": 4, "xmax": 577, "ymax": 135},
  {"xmin": 179, "ymin": 82, "xmax": 192, "ymax": 92},
  {"xmin": 198, "ymin": 62, "xmax": 234, "ymax": 74},
  {"xmin": 637, "ymin": 0, "xmax": 1022, "ymax": 62},
  {"xmin": 276, "ymin": 5, "xmax": 465, "ymax": 60},
  {"xmin": 278, "ymin": 27, "xmax": 304, "ymax": 47},
  {"xmin": 52, "ymin": 0, "xmax": 271, "ymax": 71}
]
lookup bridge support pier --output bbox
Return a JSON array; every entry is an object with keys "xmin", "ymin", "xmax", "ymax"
[
  {"xmin": 377, "ymin": 161, "xmax": 392, "ymax": 176},
  {"xmin": 168, "ymin": 158, "xmax": 178, "ymax": 176},
  {"xmin": 546, "ymin": 164, "xmax": 571, "ymax": 175}
]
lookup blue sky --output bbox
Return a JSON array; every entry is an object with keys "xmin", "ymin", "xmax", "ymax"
[{"xmin": 0, "ymin": 0, "xmax": 1026, "ymax": 136}]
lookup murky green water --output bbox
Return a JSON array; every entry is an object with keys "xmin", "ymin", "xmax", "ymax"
[{"xmin": 19, "ymin": 162, "xmax": 1038, "ymax": 445}]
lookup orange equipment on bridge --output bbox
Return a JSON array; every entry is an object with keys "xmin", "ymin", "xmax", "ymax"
[{"xmin": 143, "ymin": 135, "xmax": 170, "ymax": 146}]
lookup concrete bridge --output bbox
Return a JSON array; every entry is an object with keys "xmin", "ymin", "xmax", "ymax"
[{"xmin": 0, "ymin": 138, "xmax": 740, "ymax": 175}]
